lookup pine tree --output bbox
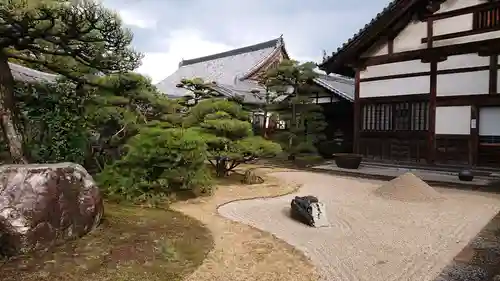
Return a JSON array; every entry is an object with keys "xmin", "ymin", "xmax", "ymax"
[
  {"xmin": 262, "ymin": 59, "xmax": 327, "ymax": 156},
  {"xmin": 0, "ymin": 0, "xmax": 141, "ymax": 163}
]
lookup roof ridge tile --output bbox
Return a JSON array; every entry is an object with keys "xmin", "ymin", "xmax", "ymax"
[{"xmin": 179, "ymin": 37, "xmax": 282, "ymax": 67}]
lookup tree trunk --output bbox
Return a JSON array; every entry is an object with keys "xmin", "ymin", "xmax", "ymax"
[
  {"xmin": 0, "ymin": 55, "xmax": 27, "ymax": 164},
  {"xmin": 262, "ymin": 108, "xmax": 268, "ymax": 138}
]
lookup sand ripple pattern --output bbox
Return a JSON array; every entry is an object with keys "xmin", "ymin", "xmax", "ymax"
[{"xmin": 218, "ymin": 171, "xmax": 500, "ymax": 281}]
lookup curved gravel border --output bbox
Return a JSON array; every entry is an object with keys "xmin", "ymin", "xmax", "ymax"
[
  {"xmin": 171, "ymin": 167, "xmax": 320, "ymax": 281},
  {"xmin": 218, "ymin": 171, "xmax": 500, "ymax": 281}
]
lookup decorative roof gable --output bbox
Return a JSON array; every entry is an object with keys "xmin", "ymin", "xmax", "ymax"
[
  {"xmin": 156, "ymin": 37, "xmax": 285, "ymax": 103},
  {"xmin": 157, "ymin": 36, "xmax": 354, "ymax": 104},
  {"xmin": 318, "ymin": 0, "xmax": 445, "ymax": 75}
]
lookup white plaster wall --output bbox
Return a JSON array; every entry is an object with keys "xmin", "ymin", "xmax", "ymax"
[
  {"xmin": 315, "ymin": 97, "xmax": 338, "ymax": 104},
  {"xmin": 436, "ymin": 71, "xmax": 489, "ymax": 96},
  {"xmin": 436, "ymin": 0, "xmax": 482, "ymax": 14},
  {"xmin": 393, "ymin": 20, "xmax": 427, "ymax": 53},
  {"xmin": 497, "ymin": 70, "xmax": 500, "ymax": 93},
  {"xmin": 360, "ymin": 60, "xmax": 429, "ymax": 78},
  {"xmin": 359, "ymin": 77, "xmax": 429, "ymax": 98},
  {"xmin": 438, "ymin": 54, "xmax": 489, "ymax": 70},
  {"xmin": 435, "ymin": 106, "xmax": 471, "ymax": 135},
  {"xmin": 361, "ymin": 40, "xmax": 387, "ymax": 58},
  {"xmin": 434, "ymin": 30, "xmax": 500, "ymax": 47},
  {"xmin": 479, "ymin": 107, "xmax": 500, "ymax": 136},
  {"xmin": 433, "ymin": 14, "xmax": 472, "ymax": 36}
]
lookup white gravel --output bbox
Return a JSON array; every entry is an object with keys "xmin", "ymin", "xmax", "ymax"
[{"xmin": 218, "ymin": 171, "xmax": 500, "ymax": 281}]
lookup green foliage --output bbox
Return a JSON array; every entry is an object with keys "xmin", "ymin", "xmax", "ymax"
[
  {"xmin": 0, "ymin": 0, "xmax": 142, "ymax": 163},
  {"xmin": 97, "ymin": 128, "xmax": 212, "ymax": 205},
  {"xmin": 262, "ymin": 59, "xmax": 327, "ymax": 153},
  {"xmin": 14, "ymin": 80, "xmax": 91, "ymax": 164},
  {"xmin": 175, "ymin": 78, "xmax": 224, "ymax": 107},
  {"xmin": 1, "ymin": 0, "xmax": 142, "ymax": 81},
  {"xmin": 86, "ymin": 72, "xmax": 183, "ymax": 172},
  {"xmin": 186, "ymin": 99, "xmax": 281, "ymax": 177},
  {"xmin": 0, "ymin": 1, "xmax": 223, "ymax": 204},
  {"xmin": 294, "ymin": 154, "xmax": 324, "ymax": 168},
  {"xmin": 317, "ymin": 140, "xmax": 351, "ymax": 158}
]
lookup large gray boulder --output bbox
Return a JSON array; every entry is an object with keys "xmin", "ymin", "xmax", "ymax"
[{"xmin": 0, "ymin": 162, "xmax": 103, "ymax": 256}]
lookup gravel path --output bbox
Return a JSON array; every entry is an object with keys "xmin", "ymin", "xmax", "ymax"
[
  {"xmin": 171, "ymin": 167, "xmax": 319, "ymax": 281},
  {"xmin": 218, "ymin": 171, "xmax": 500, "ymax": 281}
]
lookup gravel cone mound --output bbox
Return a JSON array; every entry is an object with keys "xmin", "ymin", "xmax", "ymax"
[{"xmin": 374, "ymin": 172, "xmax": 445, "ymax": 202}]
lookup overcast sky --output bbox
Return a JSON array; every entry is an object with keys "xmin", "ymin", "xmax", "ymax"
[{"xmin": 102, "ymin": 0, "xmax": 390, "ymax": 83}]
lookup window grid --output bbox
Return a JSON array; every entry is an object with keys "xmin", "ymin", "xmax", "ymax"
[
  {"xmin": 361, "ymin": 101, "xmax": 429, "ymax": 132},
  {"xmin": 473, "ymin": 7, "xmax": 500, "ymax": 30}
]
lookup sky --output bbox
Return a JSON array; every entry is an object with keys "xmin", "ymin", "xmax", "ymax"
[{"xmin": 101, "ymin": 0, "xmax": 390, "ymax": 83}]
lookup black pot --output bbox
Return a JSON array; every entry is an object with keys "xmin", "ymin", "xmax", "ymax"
[
  {"xmin": 458, "ymin": 170, "xmax": 474, "ymax": 181},
  {"xmin": 334, "ymin": 153, "xmax": 362, "ymax": 169}
]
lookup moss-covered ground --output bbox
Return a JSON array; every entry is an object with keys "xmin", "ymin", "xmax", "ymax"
[{"xmin": 0, "ymin": 203, "xmax": 213, "ymax": 281}]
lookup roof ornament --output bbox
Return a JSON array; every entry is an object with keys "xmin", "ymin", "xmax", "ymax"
[
  {"xmin": 277, "ymin": 34, "xmax": 284, "ymax": 46},
  {"xmin": 322, "ymin": 50, "xmax": 327, "ymax": 61}
]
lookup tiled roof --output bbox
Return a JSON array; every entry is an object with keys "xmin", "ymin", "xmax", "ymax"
[
  {"xmin": 156, "ymin": 38, "xmax": 283, "ymax": 103},
  {"xmin": 319, "ymin": 0, "xmax": 420, "ymax": 72},
  {"xmin": 314, "ymin": 74, "xmax": 354, "ymax": 101},
  {"xmin": 156, "ymin": 36, "xmax": 354, "ymax": 104},
  {"xmin": 9, "ymin": 62, "xmax": 58, "ymax": 83},
  {"xmin": 179, "ymin": 38, "xmax": 281, "ymax": 67}
]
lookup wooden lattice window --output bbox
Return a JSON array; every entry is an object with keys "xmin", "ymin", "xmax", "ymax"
[
  {"xmin": 394, "ymin": 102, "xmax": 411, "ymax": 131},
  {"xmin": 361, "ymin": 101, "xmax": 429, "ymax": 132},
  {"xmin": 473, "ymin": 6, "xmax": 500, "ymax": 30}
]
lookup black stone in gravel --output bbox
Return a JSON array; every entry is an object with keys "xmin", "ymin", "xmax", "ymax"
[{"xmin": 290, "ymin": 196, "xmax": 319, "ymax": 227}]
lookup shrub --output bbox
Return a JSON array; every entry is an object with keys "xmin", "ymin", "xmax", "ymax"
[
  {"xmin": 290, "ymin": 141, "xmax": 317, "ymax": 155},
  {"xmin": 97, "ymin": 127, "xmax": 212, "ymax": 204},
  {"xmin": 186, "ymin": 99, "xmax": 282, "ymax": 177},
  {"xmin": 294, "ymin": 154, "xmax": 324, "ymax": 167},
  {"xmin": 317, "ymin": 140, "xmax": 351, "ymax": 159}
]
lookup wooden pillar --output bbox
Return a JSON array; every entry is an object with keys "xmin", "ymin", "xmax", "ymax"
[
  {"xmin": 470, "ymin": 105, "xmax": 479, "ymax": 166},
  {"xmin": 489, "ymin": 55, "xmax": 498, "ymax": 94},
  {"xmin": 353, "ymin": 69, "xmax": 361, "ymax": 154},
  {"xmin": 426, "ymin": 18, "xmax": 436, "ymax": 164},
  {"xmin": 428, "ymin": 61, "xmax": 437, "ymax": 164}
]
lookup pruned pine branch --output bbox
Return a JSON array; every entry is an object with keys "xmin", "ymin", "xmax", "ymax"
[{"xmin": 0, "ymin": 0, "xmax": 142, "ymax": 76}]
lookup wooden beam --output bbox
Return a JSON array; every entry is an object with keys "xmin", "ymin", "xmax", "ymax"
[
  {"xmin": 436, "ymin": 94, "xmax": 500, "ymax": 106},
  {"xmin": 360, "ymin": 65, "xmax": 491, "ymax": 82},
  {"xmin": 422, "ymin": 25, "xmax": 500, "ymax": 44},
  {"xmin": 354, "ymin": 69, "xmax": 361, "ymax": 154},
  {"xmin": 489, "ymin": 55, "xmax": 498, "ymax": 94},
  {"xmin": 358, "ymin": 93, "xmax": 429, "ymax": 104},
  {"xmin": 362, "ymin": 38, "xmax": 500, "ymax": 66},
  {"xmin": 423, "ymin": 1, "xmax": 500, "ymax": 21},
  {"xmin": 321, "ymin": 0, "xmax": 427, "ymax": 73}
]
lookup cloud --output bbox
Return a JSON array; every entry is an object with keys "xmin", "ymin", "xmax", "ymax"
[
  {"xmin": 136, "ymin": 29, "xmax": 233, "ymax": 83},
  {"xmin": 118, "ymin": 9, "xmax": 157, "ymax": 29},
  {"xmin": 102, "ymin": 0, "xmax": 391, "ymax": 82}
]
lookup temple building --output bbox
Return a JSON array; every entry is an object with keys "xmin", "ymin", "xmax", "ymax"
[
  {"xmin": 156, "ymin": 37, "xmax": 355, "ymax": 145},
  {"xmin": 319, "ymin": 0, "xmax": 500, "ymax": 168}
]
